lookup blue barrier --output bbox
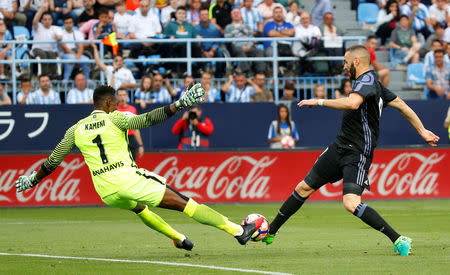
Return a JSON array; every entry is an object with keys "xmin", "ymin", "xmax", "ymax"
[{"xmin": 0, "ymin": 100, "xmax": 448, "ymax": 152}]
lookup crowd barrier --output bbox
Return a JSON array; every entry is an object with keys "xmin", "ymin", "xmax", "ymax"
[{"xmin": 1, "ymin": 147, "xmax": 449, "ymax": 207}]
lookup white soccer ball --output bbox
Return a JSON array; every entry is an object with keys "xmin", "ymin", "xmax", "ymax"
[
  {"xmin": 280, "ymin": 135, "xmax": 295, "ymax": 149},
  {"xmin": 241, "ymin": 213, "xmax": 270, "ymax": 241}
]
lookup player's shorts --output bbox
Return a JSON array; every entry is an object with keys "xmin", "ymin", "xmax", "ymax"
[
  {"xmin": 101, "ymin": 169, "xmax": 167, "ymax": 210},
  {"xmin": 304, "ymin": 142, "xmax": 372, "ymax": 196}
]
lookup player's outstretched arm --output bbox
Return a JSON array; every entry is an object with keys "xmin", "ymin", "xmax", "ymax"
[
  {"xmin": 387, "ymin": 97, "xmax": 440, "ymax": 146},
  {"xmin": 298, "ymin": 93, "xmax": 364, "ymax": 110},
  {"xmin": 15, "ymin": 125, "xmax": 76, "ymax": 192}
]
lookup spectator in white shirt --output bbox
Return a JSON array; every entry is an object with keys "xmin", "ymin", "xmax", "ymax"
[
  {"xmin": 292, "ymin": 12, "xmax": 322, "ymax": 58},
  {"xmin": 241, "ymin": 0, "xmax": 264, "ymax": 36},
  {"xmin": 28, "ymin": 74, "xmax": 61, "ymax": 104},
  {"xmin": 66, "ymin": 72, "xmax": 94, "ymax": 104},
  {"xmin": 286, "ymin": 1, "xmax": 302, "ymax": 28},
  {"xmin": 161, "ymin": 0, "xmax": 178, "ymax": 28},
  {"xmin": 60, "ymin": 16, "xmax": 90, "ymax": 81},
  {"xmin": 221, "ymin": 73, "xmax": 255, "ymax": 103},
  {"xmin": 114, "ymin": 0, "xmax": 132, "ymax": 39},
  {"xmin": 91, "ymin": 40, "xmax": 137, "ymax": 90},
  {"xmin": 128, "ymin": 0, "xmax": 162, "ymax": 77},
  {"xmin": 32, "ymin": 1, "xmax": 63, "ymax": 76},
  {"xmin": 429, "ymin": 0, "xmax": 450, "ymax": 27}
]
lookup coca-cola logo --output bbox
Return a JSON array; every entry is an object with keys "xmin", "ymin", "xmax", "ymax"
[
  {"xmin": 0, "ymin": 158, "xmax": 84, "ymax": 203},
  {"xmin": 320, "ymin": 152, "xmax": 444, "ymax": 197},
  {"xmin": 153, "ymin": 156, "xmax": 277, "ymax": 200}
]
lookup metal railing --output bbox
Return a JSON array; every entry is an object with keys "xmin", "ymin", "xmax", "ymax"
[{"xmin": 0, "ymin": 36, "xmax": 366, "ymax": 103}]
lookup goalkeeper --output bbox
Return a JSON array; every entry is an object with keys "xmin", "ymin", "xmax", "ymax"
[{"xmin": 15, "ymin": 84, "xmax": 263, "ymax": 250}]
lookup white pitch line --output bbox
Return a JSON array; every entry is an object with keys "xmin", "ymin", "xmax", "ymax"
[{"xmin": 0, "ymin": 252, "xmax": 292, "ymax": 275}]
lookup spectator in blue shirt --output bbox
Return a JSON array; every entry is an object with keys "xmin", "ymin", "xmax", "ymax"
[
  {"xmin": 241, "ymin": 0, "xmax": 264, "ymax": 36},
  {"xmin": 28, "ymin": 74, "xmax": 61, "ymax": 104},
  {"xmin": 66, "ymin": 72, "xmax": 94, "ymax": 104},
  {"xmin": 425, "ymin": 49, "xmax": 450, "ymax": 99},
  {"xmin": 221, "ymin": 73, "xmax": 255, "ymax": 102},
  {"xmin": 400, "ymin": 0, "xmax": 432, "ymax": 39}
]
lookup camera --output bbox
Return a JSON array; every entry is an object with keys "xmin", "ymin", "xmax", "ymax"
[{"xmin": 188, "ymin": 111, "xmax": 197, "ymax": 120}]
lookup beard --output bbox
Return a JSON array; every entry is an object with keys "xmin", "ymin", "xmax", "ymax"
[{"xmin": 349, "ymin": 63, "xmax": 357, "ymax": 80}]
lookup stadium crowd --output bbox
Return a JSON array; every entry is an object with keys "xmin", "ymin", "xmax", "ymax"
[{"xmin": 0, "ymin": 0, "xmax": 449, "ymax": 104}]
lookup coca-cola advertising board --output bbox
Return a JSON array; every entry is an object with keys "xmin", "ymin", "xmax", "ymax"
[{"xmin": 1, "ymin": 148, "xmax": 449, "ymax": 207}]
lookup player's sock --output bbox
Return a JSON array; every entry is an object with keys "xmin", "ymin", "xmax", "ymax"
[
  {"xmin": 136, "ymin": 205, "xmax": 184, "ymax": 242},
  {"xmin": 353, "ymin": 203, "xmax": 401, "ymax": 243},
  {"xmin": 183, "ymin": 198, "xmax": 242, "ymax": 236},
  {"xmin": 269, "ymin": 190, "xmax": 308, "ymax": 235}
]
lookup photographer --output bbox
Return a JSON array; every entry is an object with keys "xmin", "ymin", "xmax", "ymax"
[{"xmin": 171, "ymin": 105, "xmax": 214, "ymax": 150}]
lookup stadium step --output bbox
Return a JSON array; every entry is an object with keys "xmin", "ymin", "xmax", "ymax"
[
  {"xmin": 395, "ymin": 90, "xmax": 424, "ymax": 100},
  {"xmin": 390, "ymin": 70, "xmax": 406, "ymax": 81},
  {"xmin": 375, "ymin": 50, "xmax": 390, "ymax": 63}
]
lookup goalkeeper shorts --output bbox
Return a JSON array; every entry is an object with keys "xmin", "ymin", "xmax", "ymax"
[{"xmin": 101, "ymin": 169, "xmax": 167, "ymax": 210}]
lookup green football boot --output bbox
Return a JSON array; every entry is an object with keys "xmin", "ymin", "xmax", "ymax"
[
  {"xmin": 394, "ymin": 236, "xmax": 412, "ymax": 256},
  {"xmin": 262, "ymin": 233, "xmax": 275, "ymax": 245}
]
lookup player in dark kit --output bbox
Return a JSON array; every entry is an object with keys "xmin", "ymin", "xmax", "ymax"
[{"xmin": 262, "ymin": 45, "xmax": 440, "ymax": 256}]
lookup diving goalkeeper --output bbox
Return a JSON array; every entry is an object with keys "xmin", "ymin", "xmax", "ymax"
[{"xmin": 15, "ymin": 84, "xmax": 263, "ymax": 250}]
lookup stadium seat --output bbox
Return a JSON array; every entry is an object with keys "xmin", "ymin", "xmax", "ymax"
[
  {"xmin": 13, "ymin": 26, "xmax": 33, "ymax": 77},
  {"xmin": 357, "ymin": 3, "xmax": 379, "ymax": 25},
  {"xmin": 407, "ymin": 63, "xmax": 426, "ymax": 85}
]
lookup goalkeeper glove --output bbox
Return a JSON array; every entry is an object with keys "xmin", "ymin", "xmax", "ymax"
[
  {"xmin": 174, "ymin": 83, "xmax": 205, "ymax": 112},
  {"xmin": 15, "ymin": 171, "xmax": 41, "ymax": 192}
]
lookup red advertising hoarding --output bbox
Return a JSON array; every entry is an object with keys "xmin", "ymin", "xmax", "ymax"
[{"xmin": 1, "ymin": 148, "xmax": 449, "ymax": 207}]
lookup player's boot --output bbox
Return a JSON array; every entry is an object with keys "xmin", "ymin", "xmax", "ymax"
[
  {"xmin": 394, "ymin": 236, "xmax": 412, "ymax": 256},
  {"xmin": 174, "ymin": 237, "xmax": 194, "ymax": 251},
  {"xmin": 235, "ymin": 216, "xmax": 264, "ymax": 245},
  {"xmin": 262, "ymin": 233, "xmax": 275, "ymax": 245}
]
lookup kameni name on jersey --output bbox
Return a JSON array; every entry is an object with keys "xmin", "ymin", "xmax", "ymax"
[
  {"xmin": 92, "ymin": 161, "xmax": 125, "ymax": 176},
  {"xmin": 85, "ymin": 120, "xmax": 106, "ymax": 131}
]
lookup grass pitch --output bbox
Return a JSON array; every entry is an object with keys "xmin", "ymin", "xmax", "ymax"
[{"xmin": 0, "ymin": 200, "xmax": 449, "ymax": 274}]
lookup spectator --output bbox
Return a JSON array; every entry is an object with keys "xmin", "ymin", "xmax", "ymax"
[
  {"xmin": 0, "ymin": 83, "xmax": 11, "ymax": 105},
  {"xmin": 17, "ymin": 78, "xmax": 33, "ymax": 104},
  {"xmin": 186, "ymin": 0, "xmax": 201, "ymax": 26},
  {"xmin": 310, "ymin": 0, "xmax": 334, "ymax": 26},
  {"xmin": 424, "ymin": 39, "xmax": 449, "ymax": 73},
  {"xmin": 196, "ymin": 7, "xmax": 224, "ymax": 78},
  {"xmin": 60, "ymin": 16, "xmax": 90, "ymax": 81},
  {"xmin": 93, "ymin": 0, "xmax": 121, "ymax": 11},
  {"xmin": 225, "ymin": 7, "xmax": 266, "ymax": 75},
  {"xmin": 400, "ymin": 0, "xmax": 431, "ymax": 39},
  {"xmin": 0, "ymin": 19, "xmax": 12, "ymax": 79},
  {"xmin": 221, "ymin": 73, "xmax": 255, "ymax": 102},
  {"xmin": 374, "ymin": 0, "xmax": 400, "ymax": 46},
  {"xmin": 210, "ymin": 0, "xmax": 232, "ymax": 34},
  {"xmin": 317, "ymin": 12, "xmax": 344, "ymax": 74},
  {"xmin": 444, "ymin": 106, "xmax": 450, "ymax": 142},
  {"xmin": 163, "ymin": 6, "xmax": 201, "ymax": 77},
  {"xmin": 422, "ymin": 23, "xmax": 446, "ymax": 57},
  {"xmin": 292, "ymin": 12, "xmax": 321, "ymax": 59},
  {"xmin": 117, "ymin": 87, "xmax": 145, "ymax": 160},
  {"xmin": 0, "ymin": 0, "xmax": 27, "ymax": 30},
  {"xmin": 128, "ymin": 0, "xmax": 162, "ymax": 77},
  {"xmin": 161, "ymin": 0, "xmax": 178, "ymax": 27},
  {"xmin": 19, "ymin": 0, "xmax": 44, "ymax": 32},
  {"xmin": 425, "ymin": 49, "xmax": 450, "ymax": 99},
  {"xmin": 167, "ymin": 75, "xmax": 195, "ymax": 101},
  {"xmin": 92, "ymin": 8, "xmax": 116, "ymax": 40},
  {"xmin": 28, "ymin": 74, "xmax": 61, "ymax": 104},
  {"xmin": 91, "ymin": 41, "xmax": 137, "ymax": 90},
  {"xmin": 258, "ymin": 0, "xmax": 286, "ymax": 25},
  {"xmin": 267, "ymin": 104, "xmax": 299, "ymax": 149},
  {"xmin": 334, "ymin": 78, "xmax": 352, "ymax": 98},
  {"xmin": 389, "ymin": 14, "xmax": 421, "ymax": 64},
  {"xmin": 313, "ymin": 83, "xmax": 326, "ymax": 99},
  {"xmin": 134, "ymin": 75, "xmax": 153, "ymax": 109},
  {"xmin": 286, "ymin": 1, "xmax": 302, "ymax": 28},
  {"xmin": 51, "ymin": 0, "xmax": 77, "ymax": 25},
  {"xmin": 150, "ymin": 73, "xmax": 173, "ymax": 103},
  {"xmin": 201, "ymin": 71, "xmax": 221, "ymax": 102},
  {"xmin": 248, "ymin": 73, "xmax": 274, "ymax": 102},
  {"xmin": 172, "ymin": 104, "xmax": 214, "ymax": 150},
  {"xmin": 241, "ymin": 0, "xmax": 264, "ymax": 36},
  {"xmin": 263, "ymin": 7, "xmax": 294, "ymax": 63},
  {"xmin": 71, "ymin": 0, "xmax": 85, "ymax": 17},
  {"xmin": 66, "ymin": 72, "xmax": 93, "ymax": 104},
  {"xmin": 114, "ymin": 0, "xmax": 132, "ymax": 39},
  {"xmin": 366, "ymin": 35, "xmax": 390, "ymax": 87},
  {"xmin": 280, "ymin": 82, "xmax": 296, "ymax": 100},
  {"xmin": 429, "ymin": 0, "xmax": 449, "ymax": 27},
  {"xmin": 78, "ymin": 0, "xmax": 98, "ymax": 27},
  {"xmin": 32, "ymin": 5, "xmax": 63, "ymax": 76}
]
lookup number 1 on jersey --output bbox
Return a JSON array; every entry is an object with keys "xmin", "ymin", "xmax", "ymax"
[{"xmin": 92, "ymin": 135, "xmax": 109, "ymax": 164}]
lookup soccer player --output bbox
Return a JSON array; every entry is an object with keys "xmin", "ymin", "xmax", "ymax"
[
  {"xmin": 15, "ymin": 84, "xmax": 263, "ymax": 250},
  {"xmin": 263, "ymin": 45, "xmax": 440, "ymax": 256}
]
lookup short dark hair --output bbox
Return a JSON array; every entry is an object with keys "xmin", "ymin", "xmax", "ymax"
[
  {"xmin": 200, "ymin": 6, "xmax": 209, "ymax": 13},
  {"xmin": 63, "ymin": 15, "xmax": 73, "ymax": 22},
  {"xmin": 176, "ymin": 6, "xmax": 187, "ymax": 12},
  {"xmin": 40, "ymin": 11, "xmax": 52, "ymax": 21},
  {"xmin": 38, "ymin": 74, "xmax": 50, "ymax": 81},
  {"xmin": 19, "ymin": 77, "xmax": 31, "ymax": 83},
  {"xmin": 367, "ymin": 35, "xmax": 378, "ymax": 41},
  {"xmin": 93, "ymin": 85, "xmax": 116, "ymax": 106},
  {"xmin": 434, "ymin": 22, "xmax": 445, "ymax": 30},
  {"xmin": 434, "ymin": 49, "xmax": 445, "ymax": 56},
  {"xmin": 431, "ymin": 39, "xmax": 442, "ymax": 46},
  {"xmin": 284, "ymin": 82, "xmax": 295, "ymax": 91},
  {"xmin": 399, "ymin": 14, "xmax": 409, "ymax": 20},
  {"xmin": 98, "ymin": 8, "xmax": 110, "ymax": 16},
  {"xmin": 117, "ymin": 87, "xmax": 127, "ymax": 93}
]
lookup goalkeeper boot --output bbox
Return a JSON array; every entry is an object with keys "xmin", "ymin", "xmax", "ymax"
[
  {"xmin": 174, "ymin": 237, "xmax": 194, "ymax": 251},
  {"xmin": 235, "ymin": 216, "xmax": 264, "ymax": 245},
  {"xmin": 394, "ymin": 236, "xmax": 412, "ymax": 256},
  {"xmin": 262, "ymin": 233, "xmax": 275, "ymax": 245}
]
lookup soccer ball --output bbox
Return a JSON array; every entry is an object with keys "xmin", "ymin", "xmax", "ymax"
[
  {"xmin": 280, "ymin": 135, "xmax": 295, "ymax": 149},
  {"xmin": 241, "ymin": 213, "xmax": 270, "ymax": 241}
]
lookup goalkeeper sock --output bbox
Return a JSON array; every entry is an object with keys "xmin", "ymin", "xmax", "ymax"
[
  {"xmin": 183, "ymin": 199, "xmax": 243, "ymax": 236},
  {"xmin": 137, "ymin": 206, "xmax": 184, "ymax": 242},
  {"xmin": 269, "ymin": 190, "xmax": 308, "ymax": 235},
  {"xmin": 353, "ymin": 203, "xmax": 400, "ymax": 243}
]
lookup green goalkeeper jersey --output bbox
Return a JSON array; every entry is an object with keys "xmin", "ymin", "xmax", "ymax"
[{"xmin": 41, "ymin": 107, "xmax": 172, "ymax": 197}]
